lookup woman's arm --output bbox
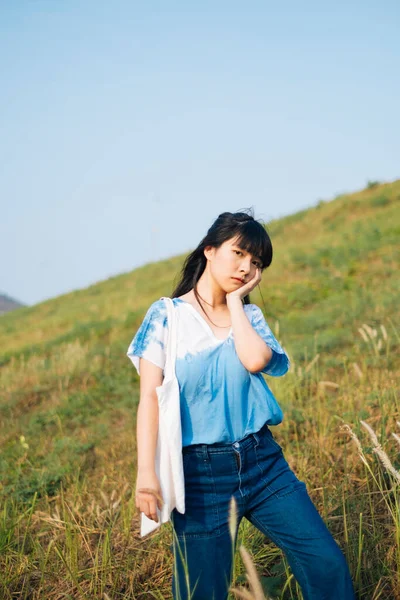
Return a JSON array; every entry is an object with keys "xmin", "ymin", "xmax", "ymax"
[
  {"xmin": 135, "ymin": 357, "xmax": 164, "ymax": 522},
  {"xmin": 228, "ymin": 297, "xmax": 273, "ymax": 373},
  {"xmin": 126, "ymin": 299, "xmax": 168, "ymax": 523},
  {"xmin": 136, "ymin": 358, "xmax": 163, "ymax": 471},
  {"xmin": 228, "ymin": 298, "xmax": 290, "ymax": 376}
]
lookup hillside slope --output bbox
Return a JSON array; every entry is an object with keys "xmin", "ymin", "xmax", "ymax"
[{"xmin": 1, "ymin": 179, "xmax": 399, "ymax": 368}]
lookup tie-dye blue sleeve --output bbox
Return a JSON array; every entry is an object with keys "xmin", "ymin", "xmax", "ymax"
[
  {"xmin": 126, "ymin": 299, "xmax": 168, "ymax": 376},
  {"xmin": 251, "ymin": 305, "xmax": 290, "ymax": 377}
]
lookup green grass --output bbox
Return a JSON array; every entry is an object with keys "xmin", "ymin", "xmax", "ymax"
[{"xmin": 0, "ymin": 178, "xmax": 399, "ymax": 598}]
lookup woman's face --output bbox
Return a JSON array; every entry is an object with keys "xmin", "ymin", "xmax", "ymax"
[{"xmin": 204, "ymin": 236, "xmax": 262, "ymax": 291}]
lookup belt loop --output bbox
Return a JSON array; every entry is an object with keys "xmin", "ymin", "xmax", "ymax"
[
  {"xmin": 252, "ymin": 431, "xmax": 260, "ymax": 447},
  {"xmin": 202, "ymin": 444, "xmax": 209, "ymax": 462}
]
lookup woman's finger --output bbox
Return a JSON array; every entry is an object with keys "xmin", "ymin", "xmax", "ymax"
[
  {"xmin": 141, "ymin": 498, "xmax": 150, "ymax": 519},
  {"xmin": 149, "ymin": 497, "xmax": 159, "ymax": 522},
  {"xmin": 138, "ymin": 497, "xmax": 159, "ymax": 522}
]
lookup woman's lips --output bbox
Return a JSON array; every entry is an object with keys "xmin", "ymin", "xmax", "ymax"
[{"xmin": 232, "ymin": 277, "xmax": 244, "ymax": 283}]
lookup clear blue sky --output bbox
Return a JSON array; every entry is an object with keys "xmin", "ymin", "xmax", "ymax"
[{"xmin": 1, "ymin": 1, "xmax": 399, "ymax": 306}]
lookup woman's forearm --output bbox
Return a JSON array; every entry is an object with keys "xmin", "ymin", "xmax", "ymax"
[
  {"xmin": 227, "ymin": 297, "xmax": 273, "ymax": 373},
  {"xmin": 136, "ymin": 391, "xmax": 159, "ymax": 473}
]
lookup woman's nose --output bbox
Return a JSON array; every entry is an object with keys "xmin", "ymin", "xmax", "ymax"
[{"xmin": 240, "ymin": 260, "xmax": 252, "ymax": 274}]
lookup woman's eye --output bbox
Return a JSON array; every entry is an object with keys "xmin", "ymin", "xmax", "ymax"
[{"xmin": 235, "ymin": 250, "xmax": 260, "ymax": 267}]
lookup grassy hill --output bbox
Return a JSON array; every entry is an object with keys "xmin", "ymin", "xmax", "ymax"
[{"xmin": 0, "ymin": 179, "xmax": 399, "ymax": 599}]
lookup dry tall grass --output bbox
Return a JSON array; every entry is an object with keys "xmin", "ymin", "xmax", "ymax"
[
  {"xmin": 0, "ymin": 312, "xmax": 398, "ymax": 599},
  {"xmin": 1, "ymin": 317, "xmax": 399, "ymax": 598}
]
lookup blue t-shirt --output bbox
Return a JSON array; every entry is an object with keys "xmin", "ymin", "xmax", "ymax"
[{"xmin": 127, "ymin": 297, "xmax": 290, "ymax": 447}]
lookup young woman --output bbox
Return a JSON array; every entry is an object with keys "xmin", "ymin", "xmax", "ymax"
[{"xmin": 128, "ymin": 211, "xmax": 355, "ymax": 600}]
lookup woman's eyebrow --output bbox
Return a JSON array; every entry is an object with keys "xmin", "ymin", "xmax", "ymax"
[{"xmin": 234, "ymin": 246, "xmax": 262, "ymax": 261}]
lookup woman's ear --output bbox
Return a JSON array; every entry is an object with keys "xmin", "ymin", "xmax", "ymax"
[{"xmin": 203, "ymin": 246, "xmax": 214, "ymax": 261}]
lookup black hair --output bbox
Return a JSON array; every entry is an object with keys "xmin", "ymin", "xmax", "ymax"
[{"xmin": 171, "ymin": 208, "xmax": 272, "ymax": 320}]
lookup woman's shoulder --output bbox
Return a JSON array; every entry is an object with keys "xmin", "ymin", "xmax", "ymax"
[
  {"xmin": 143, "ymin": 297, "xmax": 168, "ymax": 325},
  {"xmin": 244, "ymin": 302, "xmax": 257, "ymax": 310},
  {"xmin": 244, "ymin": 302, "xmax": 259, "ymax": 318},
  {"xmin": 145, "ymin": 295, "xmax": 192, "ymax": 323},
  {"xmin": 173, "ymin": 292, "xmax": 194, "ymax": 305}
]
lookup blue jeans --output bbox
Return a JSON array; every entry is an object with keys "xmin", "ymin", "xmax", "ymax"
[{"xmin": 171, "ymin": 421, "xmax": 355, "ymax": 600}]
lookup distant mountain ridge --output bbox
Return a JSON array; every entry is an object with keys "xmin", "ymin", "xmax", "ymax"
[{"xmin": 0, "ymin": 293, "xmax": 26, "ymax": 315}]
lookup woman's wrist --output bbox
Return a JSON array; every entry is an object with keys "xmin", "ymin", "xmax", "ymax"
[
  {"xmin": 137, "ymin": 464, "xmax": 156, "ymax": 475},
  {"xmin": 226, "ymin": 295, "xmax": 244, "ymax": 311}
]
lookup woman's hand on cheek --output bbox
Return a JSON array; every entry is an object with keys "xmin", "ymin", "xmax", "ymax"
[{"xmin": 226, "ymin": 268, "xmax": 262, "ymax": 303}]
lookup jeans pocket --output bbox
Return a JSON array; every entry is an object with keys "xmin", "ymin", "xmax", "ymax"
[
  {"xmin": 255, "ymin": 434, "xmax": 307, "ymax": 499},
  {"xmin": 260, "ymin": 426, "xmax": 282, "ymax": 452}
]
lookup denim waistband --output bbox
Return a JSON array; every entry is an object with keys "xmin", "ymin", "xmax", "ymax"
[{"xmin": 182, "ymin": 420, "xmax": 270, "ymax": 455}]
